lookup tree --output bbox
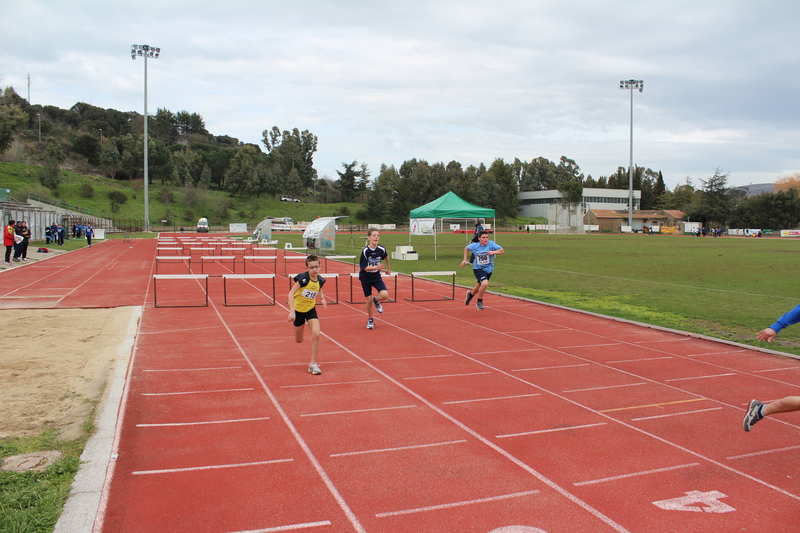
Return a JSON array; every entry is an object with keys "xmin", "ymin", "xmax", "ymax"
[
  {"xmin": 100, "ymin": 140, "xmax": 121, "ymax": 179},
  {"xmin": 775, "ymin": 172, "xmax": 800, "ymax": 192},
  {"xmin": 226, "ymin": 145, "xmax": 259, "ymax": 198},
  {"xmin": 556, "ymin": 180, "xmax": 584, "ymax": 226},
  {"xmin": 0, "ymin": 88, "xmax": 28, "ymax": 154},
  {"xmin": 486, "ymin": 158, "xmax": 519, "ymax": 220},
  {"xmin": 336, "ymin": 161, "xmax": 359, "ymax": 202},
  {"xmin": 520, "ymin": 157, "xmax": 557, "ymax": 191},
  {"xmin": 261, "ymin": 126, "xmax": 318, "ymax": 189},
  {"xmin": 687, "ymin": 169, "xmax": 736, "ymax": 226},
  {"xmin": 72, "ymin": 132, "xmax": 101, "ymax": 165},
  {"xmin": 38, "ymin": 140, "xmax": 65, "ymax": 189}
]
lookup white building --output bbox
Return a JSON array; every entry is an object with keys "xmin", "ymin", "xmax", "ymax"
[{"xmin": 517, "ymin": 188, "xmax": 641, "ymax": 218}]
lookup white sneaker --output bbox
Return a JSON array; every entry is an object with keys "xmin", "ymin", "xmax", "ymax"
[
  {"xmin": 366, "ymin": 318, "xmax": 375, "ymax": 330},
  {"xmin": 373, "ymin": 297, "xmax": 383, "ymax": 314},
  {"xmin": 308, "ymin": 363, "xmax": 322, "ymax": 375}
]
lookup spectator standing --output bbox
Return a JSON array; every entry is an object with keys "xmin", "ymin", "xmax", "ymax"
[
  {"xmin": 19, "ymin": 221, "xmax": 31, "ymax": 261},
  {"xmin": 57, "ymin": 225, "xmax": 65, "ymax": 246},
  {"xmin": 4, "ymin": 219, "xmax": 15, "ymax": 265},
  {"xmin": 45, "ymin": 225, "xmax": 52, "ymax": 244},
  {"xmin": 85, "ymin": 224, "xmax": 94, "ymax": 247}
]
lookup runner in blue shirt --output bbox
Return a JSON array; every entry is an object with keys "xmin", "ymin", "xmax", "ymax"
[
  {"xmin": 460, "ymin": 230, "xmax": 503, "ymax": 310},
  {"xmin": 742, "ymin": 305, "xmax": 800, "ymax": 431},
  {"xmin": 359, "ymin": 227, "xmax": 391, "ymax": 330}
]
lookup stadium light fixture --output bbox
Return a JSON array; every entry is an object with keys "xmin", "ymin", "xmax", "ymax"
[
  {"xmin": 620, "ymin": 79, "xmax": 643, "ymax": 229},
  {"xmin": 131, "ymin": 44, "xmax": 161, "ymax": 231}
]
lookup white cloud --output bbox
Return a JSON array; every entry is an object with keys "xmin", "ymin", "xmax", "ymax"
[{"xmin": 2, "ymin": 0, "xmax": 799, "ymax": 190}]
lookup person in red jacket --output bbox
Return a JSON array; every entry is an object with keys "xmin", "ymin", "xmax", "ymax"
[{"xmin": 4, "ymin": 219, "xmax": 16, "ymax": 265}]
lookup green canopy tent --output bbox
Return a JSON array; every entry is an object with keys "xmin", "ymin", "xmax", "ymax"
[{"xmin": 408, "ymin": 192, "xmax": 496, "ymax": 259}]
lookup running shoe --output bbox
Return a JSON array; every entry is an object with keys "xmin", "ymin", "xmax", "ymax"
[
  {"xmin": 373, "ymin": 296, "xmax": 383, "ymax": 314},
  {"xmin": 308, "ymin": 363, "xmax": 322, "ymax": 375},
  {"xmin": 742, "ymin": 399, "xmax": 764, "ymax": 432},
  {"xmin": 465, "ymin": 290, "xmax": 474, "ymax": 306},
  {"xmin": 366, "ymin": 318, "xmax": 375, "ymax": 330},
  {"xmin": 476, "ymin": 300, "xmax": 484, "ymax": 311}
]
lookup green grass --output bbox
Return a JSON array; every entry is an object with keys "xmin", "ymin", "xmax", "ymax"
[
  {"xmin": 317, "ymin": 231, "xmax": 800, "ymax": 356},
  {"xmin": 0, "ymin": 424, "xmax": 92, "ymax": 533}
]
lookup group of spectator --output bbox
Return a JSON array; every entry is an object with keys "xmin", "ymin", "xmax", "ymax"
[
  {"xmin": 72, "ymin": 223, "xmax": 92, "ymax": 238},
  {"xmin": 693, "ymin": 227, "xmax": 725, "ymax": 237},
  {"xmin": 44, "ymin": 223, "xmax": 66, "ymax": 246},
  {"xmin": 3, "ymin": 220, "xmax": 31, "ymax": 264}
]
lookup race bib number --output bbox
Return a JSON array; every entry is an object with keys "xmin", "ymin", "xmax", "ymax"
[
  {"xmin": 475, "ymin": 252, "xmax": 490, "ymax": 266},
  {"xmin": 301, "ymin": 288, "xmax": 318, "ymax": 300}
]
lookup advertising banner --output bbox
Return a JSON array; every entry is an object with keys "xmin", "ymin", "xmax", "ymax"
[{"xmin": 410, "ymin": 218, "xmax": 436, "ymax": 236}]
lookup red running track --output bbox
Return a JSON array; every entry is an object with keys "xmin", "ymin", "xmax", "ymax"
[{"xmin": 4, "ymin": 237, "xmax": 800, "ymax": 532}]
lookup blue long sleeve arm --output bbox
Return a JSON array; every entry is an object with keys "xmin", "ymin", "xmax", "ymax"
[{"xmin": 769, "ymin": 304, "xmax": 800, "ymax": 333}]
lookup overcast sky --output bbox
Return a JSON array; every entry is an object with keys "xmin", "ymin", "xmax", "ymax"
[{"xmin": 2, "ymin": 0, "xmax": 799, "ymax": 189}]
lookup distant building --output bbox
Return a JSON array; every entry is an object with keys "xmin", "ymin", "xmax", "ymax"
[{"xmin": 518, "ymin": 188, "xmax": 641, "ymax": 219}]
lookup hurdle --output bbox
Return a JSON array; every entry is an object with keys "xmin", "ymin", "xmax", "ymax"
[
  {"xmin": 153, "ymin": 274, "xmax": 208, "ymax": 307},
  {"xmin": 200, "ymin": 255, "xmax": 237, "ymax": 275},
  {"xmin": 284, "ymin": 255, "xmax": 309, "ymax": 276},
  {"xmin": 324, "ymin": 255, "xmax": 357, "ymax": 273},
  {"xmin": 242, "ymin": 255, "xmax": 277, "ymax": 274},
  {"xmin": 222, "ymin": 274, "xmax": 276, "ymax": 306},
  {"xmin": 346, "ymin": 272, "xmax": 397, "ymax": 304},
  {"xmin": 190, "ymin": 247, "xmax": 216, "ymax": 257},
  {"xmin": 155, "ymin": 255, "xmax": 191, "ymax": 274},
  {"xmin": 156, "ymin": 247, "xmax": 183, "ymax": 255},
  {"xmin": 405, "ymin": 271, "xmax": 457, "ymax": 302},
  {"xmin": 288, "ymin": 273, "xmax": 340, "ymax": 304},
  {"xmin": 220, "ymin": 247, "xmax": 248, "ymax": 257}
]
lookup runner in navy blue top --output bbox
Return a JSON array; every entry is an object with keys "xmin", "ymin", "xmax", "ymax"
[
  {"xmin": 359, "ymin": 227, "xmax": 391, "ymax": 330},
  {"xmin": 742, "ymin": 305, "xmax": 800, "ymax": 431}
]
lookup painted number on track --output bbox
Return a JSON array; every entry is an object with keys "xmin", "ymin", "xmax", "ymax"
[{"xmin": 652, "ymin": 490, "xmax": 735, "ymax": 513}]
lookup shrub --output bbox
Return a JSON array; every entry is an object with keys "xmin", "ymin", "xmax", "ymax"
[
  {"xmin": 79, "ymin": 183, "xmax": 94, "ymax": 198},
  {"xmin": 107, "ymin": 190, "xmax": 128, "ymax": 204}
]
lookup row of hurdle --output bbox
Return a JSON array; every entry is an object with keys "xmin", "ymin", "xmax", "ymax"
[
  {"xmin": 152, "ymin": 270, "xmax": 459, "ymax": 308},
  {"xmin": 155, "ymin": 254, "xmax": 359, "ymax": 275}
]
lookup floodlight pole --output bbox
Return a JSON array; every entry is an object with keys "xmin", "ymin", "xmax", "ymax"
[
  {"xmin": 37, "ymin": 113, "xmax": 41, "ymax": 144},
  {"xmin": 620, "ymin": 79, "xmax": 643, "ymax": 229},
  {"xmin": 131, "ymin": 44, "xmax": 161, "ymax": 232}
]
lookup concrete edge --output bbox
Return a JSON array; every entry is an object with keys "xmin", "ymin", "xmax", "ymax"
[{"xmin": 53, "ymin": 305, "xmax": 142, "ymax": 533}]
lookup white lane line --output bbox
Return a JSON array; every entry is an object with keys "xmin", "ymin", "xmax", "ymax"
[
  {"xmin": 563, "ymin": 382, "xmax": 648, "ymax": 393},
  {"xmin": 607, "ymin": 356, "xmax": 674, "ymax": 364},
  {"xmin": 471, "ymin": 348, "xmax": 542, "ymax": 354},
  {"xmin": 753, "ymin": 367, "xmax": 800, "ymax": 373},
  {"xmin": 664, "ymin": 373, "xmax": 736, "ymax": 382},
  {"xmin": 137, "ymin": 417, "xmax": 271, "ymax": 427},
  {"xmin": 728, "ymin": 444, "xmax": 800, "ymax": 460},
  {"xmin": 280, "ymin": 380, "xmax": 381, "ymax": 389},
  {"xmin": 141, "ymin": 387, "xmax": 254, "ymax": 396},
  {"xmin": 372, "ymin": 354, "xmax": 453, "ymax": 361},
  {"xmin": 143, "ymin": 366, "xmax": 242, "ymax": 372},
  {"xmin": 133, "ymin": 458, "xmax": 293, "ymax": 475},
  {"xmin": 443, "ymin": 393, "xmax": 542, "ymax": 405},
  {"xmin": 559, "ymin": 343, "xmax": 622, "ymax": 349},
  {"xmin": 632, "ymin": 407, "xmax": 723, "ymax": 421},
  {"xmin": 512, "ymin": 363, "xmax": 590, "ymax": 372},
  {"xmin": 404, "ymin": 371, "xmax": 492, "ymax": 380},
  {"xmin": 573, "ymin": 463, "xmax": 700, "ymax": 486},
  {"xmin": 224, "ymin": 520, "xmax": 332, "ymax": 532},
  {"xmin": 300, "ymin": 405, "xmax": 417, "ymax": 417},
  {"xmin": 497, "ymin": 422, "xmax": 607, "ymax": 439},
  {"xmin": 375, "ymin": 490, "xmax": 540, "ymax": 518},
  {"xmin": 331, "ymin": 440, "xmax": 467, "ymax": 457}
]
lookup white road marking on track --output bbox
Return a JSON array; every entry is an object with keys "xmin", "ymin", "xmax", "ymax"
[
  {"xmin": 143, "ymin": 366, "xmax": 242, "ymax": 372},
  {"xmin": 563, "ymin": 382, "xmax": 648, "ymax": 393},
  {"xmin": 497, "ymin": 422, "xmax": 607, "ymax": 439},
  {"xmin": 727, "ymin": 444, "xmax": 800, "ymax": 460},
  {"xmin": 664, "ymin": 373, "xmax": 736, "ymax": 382},
  {"xmin": 223, "ymin": 520, "xmax": 332, "ymax": 532},
  {"xmin": 512, "ymin": 363, "xmax": 590, "ymax": 372},
  {"xmin": 280, "ymin": 380, "xmax": 381, "ymax": 389},
  {"xmin": 372, "ymin": 354, "xmax": 453, "ymax": 360},
  {"xmin": 574, "ymin": 463, "xmax": 700, "ymax": 486},
  {"xmin": 404, "ymin": 371, "xmax": 492, "ymax": 380},
  {"xmin": 375, "ymin": 490, "xmax": 540, "ymax": 518},
  {"xmin": 300, "ymin": 405, "xmax": 417, "ymax": 417},
  {"xmin": 132, "ymin": 458, "xmax": 293, "ymax": 475},
  {"xmin": 141, "ymin": 387, "xmax": 254, "ymax": 396},
  {"xmin": 330, "ymin": 439, "xmax": 467, "ymax": 457},
  {"xmin": 607, "ymin": 356, "xmax": 674, "ymax": 363},
  {"xmin": 443, "ymin": 393, "xmax": 542, "ymax": 404},
  {"xmin": 632, "ymin": 407, "xmax": 723, "ymax": 421},
  {"xmin": 136, "ymin": 417, "xmax": 271, "ymax": 427}
]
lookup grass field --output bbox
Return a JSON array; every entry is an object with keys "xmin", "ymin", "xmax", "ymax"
[{"xmin": 274, "ymin": 230, "xmax": 800, "ymax": 357}]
